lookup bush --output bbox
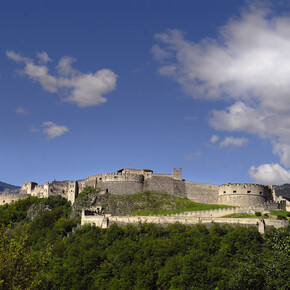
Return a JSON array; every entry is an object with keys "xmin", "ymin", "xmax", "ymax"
[
  {"xmin": 255, "ymin": 212, "xmax": 262, "ymax": 217},
  {"xmin": 277, "ymin": 215, "xmax": 287, "ymax": 220}
]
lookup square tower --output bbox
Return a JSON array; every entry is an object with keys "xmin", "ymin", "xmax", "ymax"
[{"xmin": 173, "ymin": 168, "xmax": 182, "ymax": 180}]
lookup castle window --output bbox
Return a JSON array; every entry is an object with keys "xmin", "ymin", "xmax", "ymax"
[
  {"xmin": 3, "ymin": 201, "xmax": 5, "ymax": 203},
  {"xmin": 223, "ymin": 191, "xmax": 226, "ymax": 194},
  {"xmin": 247, "ymin": 191, "xmax": 251, "ymax": 193},
  {"xmin": 233, "ymin": 190, "xmax": 237, "ymax": 193},
  {"xmin": 259, "ymin": 191, "xmax": 262, "ymax": 195},
  {"xmin": 12, "ymin": 200, "xmax": 14, "ymax": 202}
]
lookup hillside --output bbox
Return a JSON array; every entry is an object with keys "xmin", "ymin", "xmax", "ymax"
[
  {"xmin": 274, "ymin": 184, "xmax": 290, "ymax": 199},
  {"xmin": 0, "ymin": 195, "xmax": 289, "ymax": 289},
  {"xmin": 0, "ymin": 181, "xmax": 20, "ymax": 194},
  {"xmin": 71, "ymin": 188, "xmax": 232, "ymax": 218},
  {"xmin": 106, "ymin": 190, "xmax": 232, "ymax": 216}
]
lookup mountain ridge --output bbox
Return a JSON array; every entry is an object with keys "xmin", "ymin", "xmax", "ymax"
[{"xmin": 0, "ymin": 181, "xmax": 20, "ymax": 194}]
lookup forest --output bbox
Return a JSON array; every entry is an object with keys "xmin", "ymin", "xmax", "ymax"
[{"xmin": 0, "ymin": 195, "xmax": 289, "ymax": 289}]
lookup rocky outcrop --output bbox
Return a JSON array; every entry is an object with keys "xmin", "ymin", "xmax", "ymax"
[{"xmin": 27, "ymin": 203, "xmax": 52, "ymax": 220}]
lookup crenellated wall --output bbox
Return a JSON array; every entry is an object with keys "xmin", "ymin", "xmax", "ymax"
[
  {"xmin": 18, "ymin": 168, "xmax": 279, "ymax": 209},
  {"xmin": 218, "ymin": 183, "xmax": 273, "ymax": 206},
  {"xmin": 107, "ymin": 215, "xmax": 288, "ymax": 234}
]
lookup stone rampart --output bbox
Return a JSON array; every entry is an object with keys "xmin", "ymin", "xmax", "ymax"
[
  {"xmin": 185, "ymin": 182, "xmax": 219, "ymax": 204},
  {"xmin": 97, "ymin": 181, "xmax": 144, "ymax": 195},
  {"xmin": 218, "ymin": 183, "xmax": 272, "ymax": 206},
  {"xmin": 49, "ymin": 181, "xmax": 69, "ymax": 198},
  {"xmin": 144, "ymin": 176, "xmax": 186, "ymax": 198},
  {"xmin": 108, "ymin": 215, "xmax": 288, "ymax": 233},
  {"xmin": 0, "ymin": 193, "xmax": 29, "ymax": 205}
]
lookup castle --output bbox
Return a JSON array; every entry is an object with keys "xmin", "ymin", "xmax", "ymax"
[{"xmin": 0, "ymin": 167, "xmax": 286, "ymax": 211}]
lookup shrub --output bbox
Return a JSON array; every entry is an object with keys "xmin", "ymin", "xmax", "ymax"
[
  {"xmin": 277, "ymin": 215, "xmax": 287, "ymax": 220},
  {"xmin": 255, "ymin": 212, "xmax": 261, "ymax": 217}
]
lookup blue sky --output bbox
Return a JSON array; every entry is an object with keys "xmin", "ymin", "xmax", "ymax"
[{"xmin": 2, "ymin": 0, "xmax": 290, "ymax": 186}]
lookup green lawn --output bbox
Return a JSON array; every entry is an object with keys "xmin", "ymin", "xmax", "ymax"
[
  {"xmin": 108, "ymin": 191, "xmax": 233, "ymax": 216},
  {"xmin": 269, "ymin": 210, "xmax": 290, "ymax": 217},
  {"xmin": 222, "ymin": 213, "xmax": 266, "ymax": 218}
]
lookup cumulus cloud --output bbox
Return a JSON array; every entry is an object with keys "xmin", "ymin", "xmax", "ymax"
[
  {"xmin": 153, "ymin": 3, "xmax": 290, "ymax": 183},
  {"xmin": 36, "ymin": 51, "xmax": 52, "ymax": 64},
  {"xmin": 15, "ymin": 106, "xmax": 29, "ymax": 115},
  {"xmin": 210, "ymin": 135, "xmax": 219, "ymax": 143},
  {"xmin": 219, "ymin": 136, "xmax": 248, "ymax": 148},
  {"xmin": 249, "ymin": 163, "xmax": 290, "ymax": 185},
  {"xmin": 42, "ymin": 121, "xmax": 69, "ymax": 140},
  {"xmin": 6, "ymin": 51, "xmax": 117, "ymax": 107}
]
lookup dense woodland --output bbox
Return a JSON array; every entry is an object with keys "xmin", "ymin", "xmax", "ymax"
[{"xmin": 0, "ymin": 195, "xmax": 289, "ymax": 289}]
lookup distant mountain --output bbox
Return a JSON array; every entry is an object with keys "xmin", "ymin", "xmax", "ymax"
[
  {"xmin": 274, "ymin": 184, "xmax": 290, "ymax": 199},
  {"xmin": 0, "ymin": 181, "xmax": 20, "ymax": 194}
]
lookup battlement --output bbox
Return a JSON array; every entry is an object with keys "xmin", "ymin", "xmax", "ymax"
[
  {"xmin": 218, "ymin": 183, "xmax": 273, "ymax": 206},
  {"xmin": 18, "ymin": 168, "xmax": 279, "ymax": 208}
]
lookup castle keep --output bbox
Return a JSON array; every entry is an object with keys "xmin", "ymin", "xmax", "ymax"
[{"xmin": 12, "ymin": 168, "xmax": 285, "ymax": 210}]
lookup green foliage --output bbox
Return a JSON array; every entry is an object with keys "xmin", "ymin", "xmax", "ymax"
[
  {"xmin": 0, "ymin": 195, "xmax": 71, "ymax": 227},
  {"xmin": 0, "ymin": 194, "xmax": 290, "ymax": 289},
  {"xmin": 270, "ymin": 210, "xmax": 290, "ymax": 218},
  {"xmin": 277, "ymin": 215, "xmax": 287, "ymax": 220},
  {"xmin": 223, "ymin": 213, "xmax": 257, "ymax": 218},
  {"xmin": 109, "ymin": 191, "xmax": 232, "ymax": 216},
  {"xmin": 77, "ymin": 186, "xmax": 97, "ymax": 200},
  {"xmin": 0, "ymin": 226, "xmax": 50, "ymax": 289},
  {"xmin": 224, "ymin": 212, "xmax": 269, "ymax": 219}
]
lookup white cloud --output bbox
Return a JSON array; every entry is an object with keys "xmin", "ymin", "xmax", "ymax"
[
  {"xmin": 42, "ymin": 121, "xmax": 69, "ymax": 140},
  {"xmin": 219, "ymin": 136, "xmax": 247, "ymax": 148},
  {"xmin": 7, "ymin": 51, "xmax": 117, "ymax": 107},
  {"xmin": 153, "ymin": 3, "xmax": 290, "ymax": 181},
  {"xmin": 36, "ymin": 51, "xmax": 52, "ymax": 64},
  {"xmin": 15, "ymin": 106, "xmax": 29, "ymax": 115},
  {"xmin": 210, "ymin": 135, "xmax": 219, "ymax": 143},
  {"xmin": 249, "ymin": 163, "xmax": 290, "ymax": 185}
]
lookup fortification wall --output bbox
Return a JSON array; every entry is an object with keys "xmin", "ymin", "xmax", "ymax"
[
  {"xmin": 89, "ymin": 172, "xmax": 144, "ymax": 183},
  {"xmin": 49, "ymin": 181, "xmax": 69, "ymax": 198},
  {"xmin": 97, "ymin": 180, "xmax": 144, "ymax": 195},
  {"xmin": 81, "ymin": 209, "xmax": 109, "ymax": 228},
  {"xmin": 218, "ymin": 183, "xmax": 271, "ymax": 206},
  {"xmin": 185, "ymin": 182, "xmax": 219, "ymax": 204},
  {"xmin": 143, "ymin": 176, "xmax": 186, "ymax": 198},
  {"xmin": 0, "ymin": 194, "xmax": 29, "ymax": 205},
  {"xmin": 108, "ymin": 215, "xmax": 288, "ymax": 233}
]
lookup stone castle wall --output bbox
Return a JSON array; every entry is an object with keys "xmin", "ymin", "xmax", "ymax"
[
  {"xmin": 185, "ymin": 182, "xmax": 219, "ymax": 204},
  {"xmin": 108, "ymin": 215, "xmax": 288, "ymax": 234},
  {"xmin": 0, "ymin": 193, "xmax": 29, "ymax": 205},
  {"xmin": 97, "ymin": 180, "xmax": 144, "ymax": 195},
  {"xmin": 17, "ymin": 168, "xmax": 279, "ymax": 210},
  {"xmin": 218, "ymin": 183, "xmax": 272, "ymax": 206},
  {"xmin": 143, "ymin": 176, "xmax": 187, "ymax": 198}
]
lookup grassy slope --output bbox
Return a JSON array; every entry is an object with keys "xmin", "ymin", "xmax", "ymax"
[
  {"xmin": 107, "ymin": 191, "xmax": 232, "ymax": 216},
  {"xmin": 223, "ymin": 210, "xmax": 290, "ymax": 219}
]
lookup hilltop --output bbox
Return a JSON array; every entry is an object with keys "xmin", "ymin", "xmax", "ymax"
[{"xmin": 0, "ymin": 181, "xmax": 20, "ymax": 194}]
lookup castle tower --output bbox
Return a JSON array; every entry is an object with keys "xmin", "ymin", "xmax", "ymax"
[
  {"xmin": 173, "ymin": 168, "xmax": 182, "ymax": 180},
  {"xmin": 67, "ymin": 181, "xmax": 78, "ymax": 204}
]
